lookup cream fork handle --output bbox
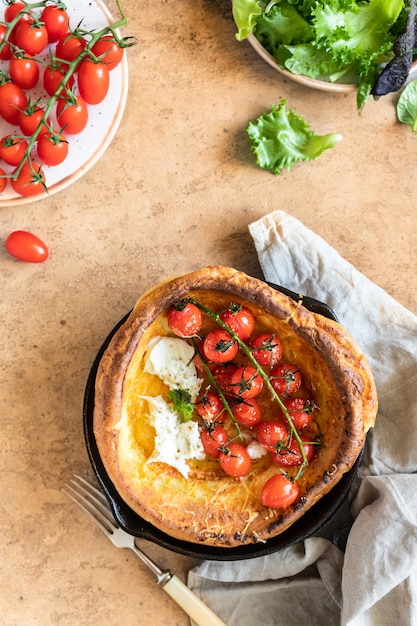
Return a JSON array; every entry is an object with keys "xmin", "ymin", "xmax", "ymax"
[{"xmin": 162, "ymin": 574, "xmax": 227, "ymax": 626}]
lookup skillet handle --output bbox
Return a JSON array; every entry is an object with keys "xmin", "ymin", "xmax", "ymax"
[{"xmin": 313, "ymin": 497, "xmax": 354, "ymax": 552}]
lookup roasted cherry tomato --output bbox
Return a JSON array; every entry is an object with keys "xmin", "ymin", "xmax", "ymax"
[
  {"xmin": 231, "ymin": 397, "xmax": 262, "ymax": 428},
  {"xmin": 281, "ymin": 397, "xmax": 315, "ymax": 429},
  {"xmin": 0, "ymin": 24, "xmax": 12, "ymax": 60},
  {"xmin": 211, "ymin": 363, "xmax": 238, "ymax": 394},
  {"xmin": 14, "ymin": 21, "xmax": 48, "ymax": 55},
  {"xmin": 0, "ymin": 81, "xmax": 27, "ymax": 125},
  {"xmin": 9, "ymin": 55, "xmax": 40, "ymax": 90},
  {"xmin": 271, "ymin": 436, "xmax": 316, "ymax": 468},
  {"xmin": 256, "ymin": 420, "xmax": 288, "ymax": 451},
  {"xmin": 203, "ymin": 329, "xmax": 238, "ymax": 363},
  {"xmin": 200, "ymin": 424, "xmax": 229, "ymax": 458},
  {"xmin": 219, "ymin": 304, "xmax": 255, "ymax": 341},
  {"xmin": 5, "ymin": 230, "xmax": 48, "ymax": 263},
  {"xmin": 196, "ymin": 390, "xmax": 225, "ymax": 422},
  {"xmin": 19, "ymin": 104, "xmax": 50, "ymax": 138},
  {"xmin": 55, "ymin": 32, "xmax": 86, "ymax": 62},
  {"xmin": 78, "ymin": 60, "xmax": 110, "ymax": 105},
  {"xmin": 0, "ymin": 167, "xmax": 7, "ymax": 194},
  {"xmin": 37, "ymin": 132, "xmax": 68, "ymax": 166},
  {"xmin": 43, "ymin": 64, "xmax": 74, "ymax": 97},
  {"xmin": 270, "ymin": 363, "xmax": 302, "ymax": 396},
  {"xmin": 92, "ymin": 35, "xmax": 124, "ymax": 70},
  {"xmin": 0, "ymin": 135, "xmax": 28, "ymax": 166},
  {"xmin": 41, "ymin": 5, "xmax": 69, "ymax": 42},
  {"xmin": 219, "ymin": 443, "xmax": 252, "ymax": 477},
  {"xmin": 261, "ymin": 474, "xmax": 300, "ymax": 509},
  {"xmin": 11, "ymin": 161, "xmax": 45, "ymax": 197},
  {"xmin": 229, "ymin": 366, "xmax": 263, "ymax": 399},
  {"xmin": 250, "ymin": 333, "xmax": 283, "ymax": 367},
  {"xmin": 167, "ymin": 301, "xmax": 202, "ymax": 338},
  {"xmin": 56, "ymin": 96, "xmax": 88, "ymax": 134}
]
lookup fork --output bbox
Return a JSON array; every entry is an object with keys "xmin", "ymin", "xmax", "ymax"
[{"xmin": 63, "ymin": 475, "xmax": 226, "ymax": 626}]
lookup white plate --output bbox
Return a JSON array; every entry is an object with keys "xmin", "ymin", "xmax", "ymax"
[{"xmin": 0, "ymin": 0, "xmax": 129, "ymax": 206}]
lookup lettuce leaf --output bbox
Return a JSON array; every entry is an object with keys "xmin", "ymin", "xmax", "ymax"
[{"xmin": 247, "ymin": 100, "xmax": 342, "ymax": 174}]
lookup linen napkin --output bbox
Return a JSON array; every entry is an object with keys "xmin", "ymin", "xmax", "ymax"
[{"xmin": 188, "ymin": 210, "xmax": 417, "ymax": 626}]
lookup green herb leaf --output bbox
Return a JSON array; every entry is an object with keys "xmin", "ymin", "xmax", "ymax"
[
  {"xmin": 168, "ymin": 388, "xmax": 194, "ymax": 423},
  {"xmin": 247, "ymin": 100, "xmax": 341, "ymax": 175},
  {"xmin": 397, "ymin": 80, "xmax": 417, "ymax": 132}
]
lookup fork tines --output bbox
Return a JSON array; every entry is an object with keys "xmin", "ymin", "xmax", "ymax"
[{"xmin": 63, "ymin": 475, "xmax": 116, "ymax": 535}]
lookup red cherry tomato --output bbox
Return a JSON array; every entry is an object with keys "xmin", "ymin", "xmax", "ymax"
[
  {"xmin": 56, "ymin": 96, "xmax": 88, "ymax": 134},
  {"xmin": 211, "ymin": 363, "xmax": 238, "ymax": 394},
  {"xmin": 200, "ymin": 424, "xmax": 229, "ymax": 458},
  {"xmin": 251, "ymin": 333, "xmax": 283, "ymax": 367},
  {"xmin": 219, "ymin": 305, "xmax": 255, "ymax": 341},
  {"xmin": 281, "ymin": 397, "xmax": 315, "ymax": 429},
  {"xmin": 5, "ymin": 230, "xmax": 48, "ymax": 263},
  {"xmin": 4, "ymin": 2, "xmax": 30, "ymax": 24},
  {"xmin": 0, "ymin": 81, "xmax": 27, "ymax": 125},
  {"xmin": 167, "ymin": 301, "xmax": 202, "ymax": 338},
  {"xmin": 19, "ymin": 105, "xmax": 50, "ymax": 138},
  {"xmin": 9, "ymin": 56, "xmax": 40, "ymax": 90},
  {"xmin": 14, "ymin": 22, "xmax": 48, "ymax": 55},
  {"xmin": 271, "ymin": 436, "xmax": 316, "ymax": 468},
  {"xmin": 0, "ymin": 25, "xmax": 12, "ymax": 60},
  {"xmin": 256, "ymin": 420, "xmax": 288, "ymax": 451},
  {"xmin": 196, "ymin": 390, "xmax": 225, "ymax": 422},
  {"xmin": 11, "ymin": 161, "xmax": 45, "ymax": 197},
  {"xmin": 91, "ymin": 35, "xmax": 124, "ymax": 70},
  {"xmin": 37, "ymin": 132, "xmax": 68, "ymax": 166},
  {"xmin": 231, "ymin": 397, "xmax": 262, "ymax": 428},
  {"xmin": 219, "ymin": 443, "xmax": 252, "ymax": 477},
  {"xmin": 43, "ymin": 64, "xmax": 74, "ymax": 97},
  {"xmin": 55, "ymin": 32, "xmax": 86, "ymax": 62},
  {"xmin": 261, "ymin": 474, "xmax": 300, "ymax": 509},
  {"xmin": 203, "ymin": 329, "xmax": 238, "ymax": 363},
  {"xmin": 0, "ymin": 167, "xmax": 7, "ymax": 194},
  {"xmin": 77, "ymin": 60, "xmax": 110, "ymax": 105},
  {"xmin": 0, "ymin": 134, "xmax": 28, "ymax": 166},
  {"xmin": 270, "ymin": 363, "xmax": 302, "ymax": 396},
  {"xmin": 41, "ymin": 5, "xmax": 69, "ymax": 43},
  {"xmin": 229, "ymin": 366, "xmax": 263, "ymax": 399}
]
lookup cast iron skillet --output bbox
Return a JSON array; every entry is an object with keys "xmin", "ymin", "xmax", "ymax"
[{"xmin": 83, "ymin": 283, "xmax": 362, "ymax": 561}]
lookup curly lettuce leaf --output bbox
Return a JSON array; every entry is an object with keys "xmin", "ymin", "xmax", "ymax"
[
  {"xmin": 397, "ymin": 80, "xmax": 417, "ymax": 132},
  {"xmin": 247, "ymin": 100, "xmax": 342, "ymax": 174},
  {"xmin": 232, "ymin": 0, "xmax": 263, "ymax": 41}
]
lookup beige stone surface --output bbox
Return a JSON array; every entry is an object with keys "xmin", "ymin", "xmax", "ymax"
[{"xmin": 1, "ymin": 1, "xmax": 416, "ymax": 625}]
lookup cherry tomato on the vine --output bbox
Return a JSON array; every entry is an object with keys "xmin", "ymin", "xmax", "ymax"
[
  {"xmin": 5, "ymin": 230, "xmax": 48, "ymax": 263},
  {"xmin": 281, "ymin": 397, "xmax": 316, "ymax": 430},
  {"xmin": 251, "ymin": 333, "xmax": 283, "ymax": 367},
  {"xmin": 167, "ymin": 301, "xmax": 202, "ymax": 338},
  {"xmin": 19, "ymin": 105, "xmax": 50, "ymax": 138},
  {"xmin": 77, "ymin": 60, "xmax": 110, "ymax": 105},
  {"xmin": 55, "ymin": 32, "xmax": 87, "ymax": 62},
  {"xmin": 37, "ymin": 132, "xmax": 68, "ymax": 166},
  {"xmin": 41, "ymin": 5, "xmax": 69, "ymax": 43},
  {"xmin": 261, "ymin": 474, "xmax": 300, "ymax": 509},
  {"xmin": 14, "ymin": 22, "xmax": 48, "ymax": 55},
  {"xmin": 231, "ymin": 397, "xmax": 262, "ymax": 428},
  {"xmin": 211, "ymin": 363, "xmax": 238, "ymax": 395},
  {"xmin": 270, "ymin": 363, "xmax": 302, "ymax": 396},
  {"xmin": 91, "ymin": 35, "xmax": 124, "ymax": 70},
  {"xmin": 43, "ymin": 64, "xmax": 74, "ymax": 97},
  {"xmin": 4, "ymin": 1, "xmax": 30, "ymax": 24},
  {"xmin": 271, "ymin": 436, "xmax": 316, "ymax": 468},
  {"xmin": 196, "ymin": 390, "xmax": 225, "ymax": 422},
  {"xmin": 200, "ymin": 424, "xmax": 229, "ymax": 459},
  {"xmin": 56, "ymin": 96, "xmax": 88, "ymax": 135},
  {"xmin": 219, "ymin": 443, "xmax": 252, "ymax": 477},
  {"xmin": 203, "ymin": 329, "xmax": 238, "ymax": 363},
  {"xmin": 0, "ymin": 135, "xmax": 28, "ymax": 166},
  {"xmin": 0, "ymin": 81, "xmax": 27, "ymax": 125},
  {"xmin": 229, "ymin": 366, "xmax": 263, "ymax": 399},
  {"xmin": 0, "ymin": 25, "xmax": 12, "ymax": 60},
  {"xmin": 219, "ymin": 305, "xmax": 255, "ymax": 341},
  {"xmin": 256, "ymin": 420, "xmax": 288, "ymax": 451},
  {"xmin": 9, "ymin": 56, "xmax": 40, "ymax": 90},
  {"xmin": 11, "ymin": 161, "xmax": 45, "ymax": 197},
  {"xmin": 0, "ymin": 167, "xmax": 7, "ymax": 194}
]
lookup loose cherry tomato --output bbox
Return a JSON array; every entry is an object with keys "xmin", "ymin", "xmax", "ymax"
[
  {"xmin": 77, "ymin": 60, "xmax": 110, "ymax": 105},
  {"xmin": 19, "ymin": 104, "xmax": 50, "ymax": 138},
  {"xmin": 0, "ymin": 167, "xmax": 7, "ymax": 194},
  {"xmin": 203, "ymin": 329, "xmax": 238, "ymax": 363},
  {"xmin": 219, "ymin": 443, "xmax": 252, "ymax": 477},
  {"xmin": 9, "ymin": 56, "xmax": 40, "ymax": 90},
  {"xmin": 200, "ymin": 424, "xmax": 229, "ymax": 458},
  {"xmin": 168, "ymin": 301, "xmax": 202, "ymax": 338},
  {"xmin": 37, "ymin": 132, "xmax": 68, "ymax": 166},
  {"xmin": 56, "ymin": 96, "xmax": 88, "ymax": 134},
  {"xmin": 251, "ymin": 333, "xmax": 283, "ymax": 367},
  {"xmin": 0, "ymin": 25, "xmax": 12, "ymax": 60},
  {"xmin": 231, "ymin": 397, "xmax": 262, "ymax": 428},
  {"xmin": 261, "ymin": 474, "xmax": 300, "ymax": 509},
  {"xmin": 41, "ymin": 5, "xmax": 69, "ymax": 43},
  {"xmin": 11, "ymin": 161, "xmax": 45, "ymax": 197},
  {"xmin": 55, "ymin": 32, "xmax": 86, "ymax": 62},
  {"xmin": 229, "ymin": 366, "xmax": 263, "ymax": 399},
  {"xmin": 211, "ymin": 363, "xmax": 238, "ymax": 394},
  {"xmin": 91, "ymin": 35, "xmax": 124, "ymax": 70},
  {"xmin": 219, "ymin": 304, "xmax": 255, "ymax": 341},
  {"xmin": 270, "ymin": 363, "xmax": 302, "ymax": 396},
  {"xmin": 256, "ymin": 420, "xmax": 288, "ymax": 451},
  {"xmin": 0, "ymin": 81, "xmax": 27, "ymax": 125},
  {"xmin": 14, "ymin": 21, "xmax": 48, "ymax": 55},
  {"xmin": 196, "ymin": 390, "xmax": 225, "ymax": 422},
  {"xmin": 43, "ymin": 64, "xmax": 74, "ymax": 97},
  {"xmin": 271, "ymin": 436, "xmax": 316, "ymax": 468},
  {"xmin": 5, "ymin": 230, "xmax": 48, "ymax": 263},
  {"xmin": 0, "ymin": 134, "xmax": 28, "ymax": 166},
  {"xmin": 281, "ymin": 397, "xmax": 315, "ymax": 429}
]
